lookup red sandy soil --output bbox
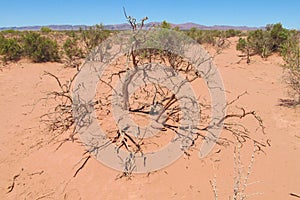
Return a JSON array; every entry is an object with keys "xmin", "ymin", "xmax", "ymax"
[{"xmin": 0, "ymin": 38, "xmax": 299, "ymax": 200}]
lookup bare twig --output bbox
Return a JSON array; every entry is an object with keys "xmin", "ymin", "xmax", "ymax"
[
  {"xmin": 6, "ymin": 174, "xmax": 20, "ymax": 193},
  {"xmin": 28, "ymin": 170, "xmax": 44, "ymax": 176},
  {"xmin": 290, "ymin": 193, "xmax": 300, "ymax": 198},
  {"xmin": 35, "ymin": 191, "xmax": 54, "ymax": 200},
  {"xmin": 73, "ymin": 155, "xmax": 91, "ymax": 177}
]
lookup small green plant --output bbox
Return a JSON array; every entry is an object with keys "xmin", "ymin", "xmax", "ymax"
[
  {"xmin": 0, "ymin": 29, "xmax": 19, "ymax": 35},
  {"xmin": 267, "ymin": 23, "xmax": 289, "ymax": 52},
  {"xmin": 224, "ymin": 29, "xmax": 242, "ymax": 38},
  {"xmin": 0, "ymin": 36, "xmax": 22, "ymax": 63},
  {"xmin": 40, "ymin": 26, "xmax": 52, "ymax": 33},
  {"xmin": 236, "ymin": 38, "xmax": 247, "ymax": 51},
  {"xmin": 63, "ymin": 38, "xmax": 83, "ymax": 59},
  {"xmin": 247, "ymin": 29, "xmax": 272, "ymax": 58},
  {"xmin": 186, "ymin": 28, "xmax": 217, "ymax": 45},
  {"xmin": 236, "ymin": 23, "xmax": 290, "ymax": 59},
  {"xmin": 160, "ymin": 20, "xmax": 171, "ymax": 29},
  {"xmin": 79, "ymin": 24, "xmax": 110, "ymax": 53},
  {"xmin": 186, "ymin": 28, "xmax": 235, "ymax": 46},
  {"xmin": 23, "ymin": 31, "xmax": 60, "ymax": 62},
  {"xmin": 65, "ymin": 30, "xmax": 77, "ymax": 38},
  {"xmin": 203, "ymin": 31, "xmax": 218, "ymax": 45},
  {"xmin": 236, "ymin": 37, "xmax": 251, "ymax": 63},
  {"xmin": 281, "ymin": 31, "xmax": 300, "ymax": 103},
  {"xmin": 63, "ymin": 37, "xmax": 84, "ymax": 67}
]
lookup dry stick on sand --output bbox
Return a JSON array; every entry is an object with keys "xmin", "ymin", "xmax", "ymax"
[
  {"xmin": 28, "ymin": 170, "xmax": 44, "ymax": 176},
  {"xmin": 6, "ymin": 174, "xmax": 20, "ymax": 193},
  {"xmin": 6, "ymin": 168, "xmax": 23, "ymax": 193},
  {"xmin": 73, "ymin": 155, "xmax": 91, "ymax": 177},
  {"xmin": 290, "ymin": 193, "xmax": 300, "ymax": 198},
  {"xmin": 35, "ymin": 191, "xmax": 55, "ymax": 200}
]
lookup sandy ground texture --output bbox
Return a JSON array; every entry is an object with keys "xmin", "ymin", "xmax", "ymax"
[{"xmin": 0, "ymin": 38, "xmax": 300, "ymax": 200}]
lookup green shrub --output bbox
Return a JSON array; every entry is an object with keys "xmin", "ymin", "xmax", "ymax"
[
  {"xmin": 160, "ymin": 20, "xmax": 171, "ymax": 29},
  {"xmin": 79, "ymin": 24, "xmax": 110, "ymax": 53},
  {"xmin": 236, "ymin": 37, "xmax": 251, "ymax": 63},
  {"xmin": 40, "ymin": 27, "xmax": 52, "ymax": 33},
  {"xmin": 267, "ymin": 23, "xmax": 289, "ymax": 52},
  {"xmin": 187, "ymin": 29, "xmax": 240, "ymax": 45},
  {"xmin": 203, "ymin": 31, "xmax": 217, "ymax": 45},
  {"xmin": 187, "ymin": 28, "xmax": 197, "ymax": 39},
  {"xmin": 236, "ymin": 23, "xmax": 291, "ymax": 58},
  {"xmin": 186, "ymin": 28, "xmax": 217, "ymax": 45},
  {"xmin": 1, "ymin": 29, "xmax": 19, "ymax": 35},
  {"xmin": 23, "ymin": 31, "xmax": 60, "ymax": 62},
  {"xmin": 63, "ymin": 38, "xmax": 83, "ymax": 59},
  {"xmin": 247, "ymin": 29, "xmax": 272, "ymax": 58},
  {"xmin": 235, "ymin": 23, "xmax": 299, "ymax": 98},
  {"xmin": 65, "ymin": 30, "xmax": 77, "ymax": 38},
  {"xmin": 0, "ymin": 36, "xmax": 22, "ymax": 62},
  {"xmin": 236, "ymin": 38, "xmax": 247, "ymax": 52},
  {"xmin": 172, "ymin": 26, "xmax": 180, "ymax": 31},
  {"xmin": 224, "ymin": 29, "xmax": 242, "ymax": 38},
  {"xmin": 281, "ymin": 31, "xmax": 300, "ymax": 102}
]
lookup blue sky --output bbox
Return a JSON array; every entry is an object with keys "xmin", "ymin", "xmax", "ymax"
[{"xmin": 1, "ymin": 0, "xmax": 299, "ymax": 29}]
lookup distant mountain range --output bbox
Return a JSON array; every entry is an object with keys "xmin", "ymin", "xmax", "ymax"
[{"xmin": 0, "ymin": 22, "xmax": 263, "ymax": 31}]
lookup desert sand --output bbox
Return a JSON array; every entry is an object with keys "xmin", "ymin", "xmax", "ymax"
[{"xmin": 0, "ymin": 38, "xmax": 299, "ymax": 200}]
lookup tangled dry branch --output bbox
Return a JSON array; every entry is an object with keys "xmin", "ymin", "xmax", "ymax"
[{"xmin": 40, "ymin": 16, "xmax": 269, "ymax": 177}]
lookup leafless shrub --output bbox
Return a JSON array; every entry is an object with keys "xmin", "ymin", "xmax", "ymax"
[
  {"xmin": 41, "ymin": 13, "xmax": 269, "ymax": 178},
  {"xmin": 40, "ymin": 70, "xmax": 79, "ymax": 143}
]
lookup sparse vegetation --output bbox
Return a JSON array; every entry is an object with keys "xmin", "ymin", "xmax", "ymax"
[
  {"xmin": 22, "ymin": 31, "xmax": 60, "ymax": 62},
  {"xmin": 0, "ymin": 29, "xmax": 20, "ymax": 36},
  {"xmin": 235, "ymin": 23, "xmax": 300, "ymax": 102},
  {"xmin": 186, "ymin": 28, "xmax": 218, "ymax": 45},
  {"xmin": 186, "ymin": 28, "xmax": 241, "ymax": 46},
  {"xmin": 224, "ymin": 29, "xmax": 242, "ymax": 38},
  {"xmin": 236, "ymin": 23, "xmax": 291, "ymax": 60},
  {"xmin": 0, "ymin": 36, "xmax": 22, "ymax": 63},
  {"xmin": 160, "ymin": 20, "xmax": 171, "ymax": 29},
  {"xmin": 281, "ymin": 31, "xmax": 300, "ymax": 103},
  {"xmin": 236, "ymin": 37, "xmax": 251, "ymax": 63},
  {"xmin": 79, "ymin": 24, "xmax": 110, "ymax": 54},
  {"xmin": 63, "ymin": 37, "xmax": 84, "ymax": 68},
  {"xmin": 40, "ymin": 26, "xmax": 52, "ymax": 33}
]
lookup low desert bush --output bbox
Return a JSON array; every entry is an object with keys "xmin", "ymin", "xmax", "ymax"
[
  {"xmin": 63, "ymin": 38, "xmax": 83, "ymax": 59},
  {"xmin": 40, "ymin": 26, "xmax": 52, "ymax": 33},
  {"xmin": 0, "ymin": 36, "xmax": 22, "ymax": 62},
  {"xmin": 187, "ymin": 28, "xmax": 217, "ymax": 45},
  {"xmin": 63, "ymin": 37, "xmax": 84, "ymax": 67},
  {"xmin": 236, "ymin": 23, "xmax": 290, "ymax": 58},
  {"xmin": 187, "ymin": 28, "xmax": 239, "ymax": 46},
  {"xmin": 22, "ymin": 31, "xmax": 60, "ymax": 62},
  {"xmin": 224, "ymin": 29, "xmax": 242, "ymax": 38},
  {"xmin": 235, "ymin": 23, "xmax": 300, "ymax": 102},
  {"xmin": 79, "ymin": 24, "xmax": 110, "ymax": 54},
  {"xmin": 281, "ymin": 31, "xmax": 300, "ymax": 103},
  {"xmin": 0, "ymin": 29, "xmax": 20, "ymax": 36}
]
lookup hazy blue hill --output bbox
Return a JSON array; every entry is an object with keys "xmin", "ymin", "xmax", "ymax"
[{"xmin": 0, "ymin": 22, "xmax": 263, "ymax": 31}]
